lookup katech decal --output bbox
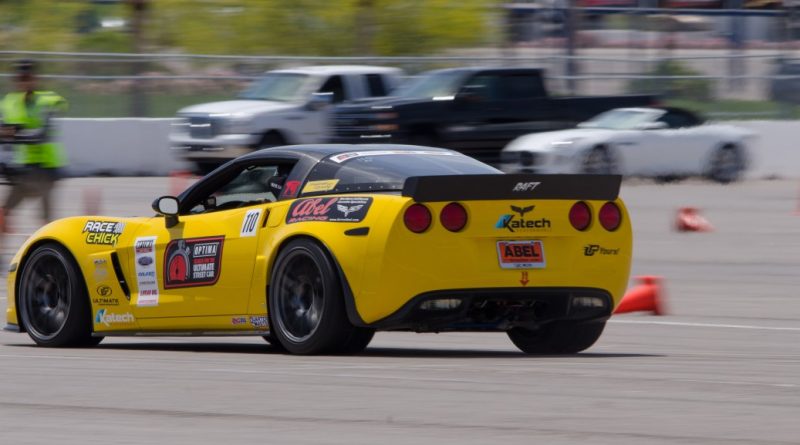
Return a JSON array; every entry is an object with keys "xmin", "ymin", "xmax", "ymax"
[
  {"xmin": 164, "ymin": 236, "xmax": 224, "ymax": 289},
  {"xmin": 584, "ymin": 244, "xmax": 620, "ymax": 256},
  {"xmin": 95, "ymin": 309, "xmax": 134, "ymax": 327},
  {"xmin": 240, "ymin": 209, "xmax": 262, "ymax": 237},
  {"xmin": 286, "ymin": 197, "xmax": 372, "ymax": 224},
  {"xmin": 134, "ymin": 236, "xmax": 159, "ymax": 306},
  {"xmin": 82, "ymin": 220, "xmax": 125, "ymax": 246},
  {"xmin": 495, "ymin": 205, "xmax": 551, "ymax": 233}
]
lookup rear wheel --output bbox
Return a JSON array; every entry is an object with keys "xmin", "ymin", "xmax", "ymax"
[
  {"xmin": 582, "ymin": 146, "xmax": 616, "ymax": 175},
  {"xmin": 268, "ymin": 239, "xmax": 357, "ymax": 355},
  {"xmin": 707, "ymin": 145, "xmax": 744, "ymax": 183},
  {"xmin": 507, "ymin": 321, "xmax": 606, "ymax": 354},
  {"xmin": 18, "ymin": 243, "xmax": 99, "ymax": 347}
]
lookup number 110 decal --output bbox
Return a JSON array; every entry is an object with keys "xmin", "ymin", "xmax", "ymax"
[{"xmin": 240, "ymin": 209, "xmax": 263, "ymax": 237}]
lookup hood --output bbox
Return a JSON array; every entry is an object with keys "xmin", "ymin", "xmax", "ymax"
[
  {"xmin": 504, "ymin": 128, "xmax": 615, "ymax": 153},
  {"xmin": 178, "ymin": 100, "xmax": 296, "ymax": 116}
]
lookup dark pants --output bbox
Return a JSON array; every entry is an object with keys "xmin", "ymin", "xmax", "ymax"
[{"xmin": 3, "ymin": 166, "xmax": 59, "ymax": 224}]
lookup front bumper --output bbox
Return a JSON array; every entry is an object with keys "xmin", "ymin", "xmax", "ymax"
[{"xmin": 370, "ymin": 287, "xmax": 612, "ymax": 332}]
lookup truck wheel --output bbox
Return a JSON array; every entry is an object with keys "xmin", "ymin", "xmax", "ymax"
[
  {"xmin": 268, "ymin": 239, "xmax": 354, "ymax": 355},
  {"xmin": 18, "ymin": 243, "xmax": 98, "ymax": 347},
  {"xmin": 259, "ymin": 131, "xmax": 286, "ymax": 150},
  {"xmin": 582, "ymin": 146, "xmax": 616, "ymax": 175},
  {"xmin": 507, "ymin": 321, "xmax": 606, "ymax": 354},
  {"xmin": 707, "ymin": 145, "xmax": 743, "ymax": 184}
]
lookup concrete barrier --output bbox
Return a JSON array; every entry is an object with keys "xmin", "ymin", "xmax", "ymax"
[{"xmin": 52, "ymin": 118, "xmax": 800, "ymax": 178}]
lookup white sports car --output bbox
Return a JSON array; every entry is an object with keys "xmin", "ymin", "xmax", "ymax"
[{"xmin": 500, "ymin": 107, "xmax": 756, "ymax": 183}]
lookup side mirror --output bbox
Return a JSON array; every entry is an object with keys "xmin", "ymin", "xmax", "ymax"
[
  {"xmin": 638, "ymin": 121, "xmax": 668, "ymax": 130},
  {"xmin": 307, "ymin": 92, "xmax": 333, "ymax": 111},
  {"xmin": 152, "ymin": 196, "xmax": 180, "ymax": 228}
]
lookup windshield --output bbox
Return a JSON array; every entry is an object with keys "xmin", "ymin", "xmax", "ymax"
[
  {"xmin": 238, "ymin": 73, "xmax": 310, "ymax": 101},
  {"xmin": 395, "ymin": 71, "xmax": 468, "ymax": 99},
  {"xmin": 579, "ymin": 109, "xmax": 661, "ymax": 130},
  {"xmin": 304, "ymin": 150, "xmax": 500, "ymax": 195}
]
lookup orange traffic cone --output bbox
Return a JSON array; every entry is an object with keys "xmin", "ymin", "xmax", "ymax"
[
  {"xmin": 674, "ymin": 207, "xmax": 713, "ymax": 232},
  {"xmin": 614, "ymin": 275, "xmax": 666, "ymax": 316}
]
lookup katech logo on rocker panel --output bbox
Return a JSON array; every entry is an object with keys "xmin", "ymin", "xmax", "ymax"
[
  {"xmin": 286, "ymin": 197, "xmax": 372, "ymax": 224},
  {"xmin": 164, "ymin": 236, "xmax": 224, "ymax": 289},
  {"xmin": 94, "ymin": 309, "xmax": 134, "ymax": 327},
  {"xmin": 82, "ymin": 220, "xmax": 125, "ymax": 246},
  {"xmin": 495, "ymin": 205, "xmax": 551, "ymax": 233}
]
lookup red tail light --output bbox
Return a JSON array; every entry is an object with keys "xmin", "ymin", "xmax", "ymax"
[
  {"xmin": 599, "ymin": 201, "xmax": 622, "ymax": 231},
  {"xmin": 440, "ymin": 202, "xmax": 468, "ymax": 232},
  {"xmin": 404, "ymin": 203, "xmax": 432, "ymax": 233},
  {"xmin": 569, "ymin": 201, "xmax": 592, "ymax": 231}
]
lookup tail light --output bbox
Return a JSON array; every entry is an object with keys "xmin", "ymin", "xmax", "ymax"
[
  {"xmin": 599, "ymin": 201, "xmax": 622, "ymax": 231},
  {"xmin": 440, "ymin": 202, "xmax": 467, "ymax": 232},
  {"xmin": 404, "ymin": 203, "xmax": 432, "ymax": 233},
  {"xmin": 569, "ymin": 201, "xmax": 591, "ymax": 231}
]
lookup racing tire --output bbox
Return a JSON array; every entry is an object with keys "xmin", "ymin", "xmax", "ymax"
[
  {"xmin": 268, "ymin": 239, "xmax": 354, "ymax": 355},
  {"xmin": 507, "ymin": 321, "xmax": 606, "ymax": 354},
  {"xmin": 335, "ymin": 327, "xmax": 375, "ymax": 355},
  {"xmin": 17, "ymin": 243, "xmax": 98, "ymax": 347},
  {"xmin": 582, "ymin": 146, "xmax": 617, "ymax": 175},
  {"xmin": 707, "ymin": 145, "xmax": 744, "ymax": 184}
]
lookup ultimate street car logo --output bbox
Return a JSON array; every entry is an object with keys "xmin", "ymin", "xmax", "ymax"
[
  {"xmin": 82, "ymin": 220, "xmax": 125, "ymax": 246},
  {"xmin": 286, "ymin": 197, "xmax": 372, "ymax": 224},
  {"xmin": 164, "ymin": 236, "xmax": 224, "ymax": 289},
  {"xmin": 495, "ymin": 205, "xmax": 551, "ymax": 233}
]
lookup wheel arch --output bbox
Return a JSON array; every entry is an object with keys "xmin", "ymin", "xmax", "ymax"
[{"xmin": 267, "ymin": 234, "xmax": 368, "ymax": 328}]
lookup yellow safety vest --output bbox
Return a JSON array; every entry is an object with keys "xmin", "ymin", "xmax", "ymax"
[{"xmin": 1, "ymin": 91, "xmax": 68, "ymax": 168}]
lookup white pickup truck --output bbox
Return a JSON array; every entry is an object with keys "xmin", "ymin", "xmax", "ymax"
[{"xmin": 170, "ymin": 65, "xmax": 403, "ymax": 173}]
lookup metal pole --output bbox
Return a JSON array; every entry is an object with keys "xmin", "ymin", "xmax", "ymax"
[{"xmin": 128, "ymin": 0, "xmax": 148, "ymax": 117}]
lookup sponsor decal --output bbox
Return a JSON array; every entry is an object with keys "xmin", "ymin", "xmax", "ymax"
[
  {"xmin": 283, "ymin": 180, "xmax": 301, "ymax": 198},
  {"xmin": 249, "ymin": 316, "xmax": 269, "ymax": 329},
  {"xmin": 496, "ymin": 240, "xmax": 546, "ymax": 269},
  {"xmin": 495, "ymin": 205, "xmax": 551, "ymax": 233},
  {"xmin": 82, "ymin": 220, "xmax": 125, "ymax": 246},
  {"xmin": 240, "ymin": 209, "xmax": 262, "ymax": 237},
  {"xmin": 302, "ymin": 179, "xmax": 339, "ymax": 194},
  {"xmin": 583, "ymin": 244, "xmax": 620, "ymax": 256},
  {"xmin": 164, "ymin": 236, "xmax": 224, "ymax": 289},
  {"xmin": 286, "ymin": 197, "xmax": 372, "ymax": 224},
  {"xmin": 93, "ymin": 258, "xmax": 109, "ymax": 280},
  {"xmin": 96, "ymin": 285, "xmax": 113, "ymax": 296},
  {"xmin": 134, "ymin": 236, "xmax": 159, "ymax": 306},
  {"xmin": 231, "ymin": 317, "xmax": 247, "ymax": 326},
  {"xmin": 92, "ymin": 296, "xmax": 120, "ymax": 306},
  {"xmin": 329, "ymin": 150, "xmax": 456, "ymax": 164},
  {"xmin": 513, "ymin": 182, "xmax": 541, "ymax": 193},
  {"xmin": 94, "ymin": 308, "xmax": 134, "ymax": 327}
]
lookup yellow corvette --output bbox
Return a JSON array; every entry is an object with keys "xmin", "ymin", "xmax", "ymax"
[{"xmin": 5, "ymin": 145, "xmax": 631, "ymax": 354}]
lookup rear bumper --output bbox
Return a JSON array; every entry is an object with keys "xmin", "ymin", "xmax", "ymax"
[{"xmin": 369, "ymin": 287, "xmax": 612, "ymax": 332}]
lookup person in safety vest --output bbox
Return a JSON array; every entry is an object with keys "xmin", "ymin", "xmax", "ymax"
[{"xmin": 0, "ymin": 59, "xmax": 68, "ymax": 231}]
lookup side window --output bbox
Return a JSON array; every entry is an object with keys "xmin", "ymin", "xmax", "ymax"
[
  {"xmin": 365, "ymin": 74, "xmax": 389, "ymax": 97},
  {"xmin": 501, "ymin": 74, "xmax": 546, "ymax": 99},
  {"xmin": 460, "ymin": 75, "xmax": 502, "ymax": 101},
  {"xmin": 188, "ymin": 163, "xmax": 295, "ymax": 214},
  {"xmin": 318, "ymin": 75, "xmax": 347, "ymax": 103},
  {"xmin": 658, "ymin": 111, "xmax": 697, "ymax": 129}
]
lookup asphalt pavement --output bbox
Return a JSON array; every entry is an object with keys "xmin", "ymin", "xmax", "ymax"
[{"xmin": 0, "ymin": 177, "xmax": 798, "ymax": 444}]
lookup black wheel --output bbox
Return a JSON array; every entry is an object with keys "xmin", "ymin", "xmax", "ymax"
[
  {"xmin": 335, "ymin": 327, "xmax": 375, "ymax": 354},
  {"xmin": 707, "ymin": 145, "xmax": 744, "ymax": 184},
  {"xmin": 582, "ymin": 146, "xmax": 616, "ymax": 175},
  {"xmin": 259, "ymin": 131, "xmax": 286, "ymax": 150},
  {"xmin": 507, "ymin": 321, "xmax": 606, "ymax": 354},
  {"xmin": 17, "ymin": 243, "xmax": 98, "ymax": 347},
  {"xmin": 268, "ymin": 239, "xmax": 355, "ymax": 355}
]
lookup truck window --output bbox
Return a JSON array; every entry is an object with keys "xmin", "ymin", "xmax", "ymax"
[
  {"xmin": 365, "ymin": 74, "xmax": 389, "ymax": 97},
  {"xmin": 318, "ymin": 75, "xmax": 347, "ymax": 103},
  {"xmin": 501, "ymin": 74, "xmax": 546, "ymax": 99},
  {"xmin": 461, "ymin": 75, "xmax": 502, "ymax": 101}
]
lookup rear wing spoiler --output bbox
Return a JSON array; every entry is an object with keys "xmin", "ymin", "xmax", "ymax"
[{"xmin": 402, "ymin": 174, "xmax": 621, "ymax": 202}]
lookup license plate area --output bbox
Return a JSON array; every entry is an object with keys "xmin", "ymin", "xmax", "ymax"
[{"xmin": 497, "ymin": 240, "xmax": 545, "ymax": 269}]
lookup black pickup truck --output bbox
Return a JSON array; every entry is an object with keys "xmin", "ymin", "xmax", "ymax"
[{"xmin": 330, "ymin": 67, "xmax": 658, "ymax": 161}]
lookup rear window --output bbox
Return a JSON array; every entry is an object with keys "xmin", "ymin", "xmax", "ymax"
[{"xmin": 303, "ymin": 150, "xmax": 500, "ymax": 195}]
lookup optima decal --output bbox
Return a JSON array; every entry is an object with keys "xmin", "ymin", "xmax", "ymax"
[
  {"xmin": 286, "ymin": 197, "xmax": 371, "ymax": 224},
  {"xmin": 164, "ymin": 236, "xmax": 224, "ymax": 289},
  {"xmin": 495, "ymin": 205, "xmax": 551, "ymax": 233},
  {"xmin": 82, "ymin": 220, "xmax": 125, "ymax": 246}
]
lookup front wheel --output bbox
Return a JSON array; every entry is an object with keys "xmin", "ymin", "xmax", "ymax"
[
  {"xmin": 507, "ymin": 321, "xmax": 606, "ymax": 354},
  {"xmin": 582, "ymin": 146, "xmax": 617, "ymax": 175},
  {"xmin": 17, "ymin": 243, "xmax": 98, "ymax": 347},
  {"xmin": 268, "ymin": 239, "xmax": 357, "ymax": 355},
  {"xmin": 707, "ymin": 145, "xmax": 744, "ymax": 184}
]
